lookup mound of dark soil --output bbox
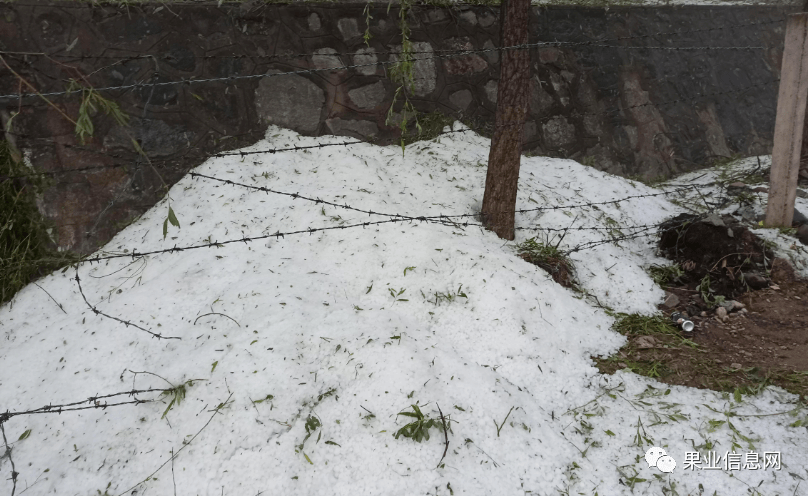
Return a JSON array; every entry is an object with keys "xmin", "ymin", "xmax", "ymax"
[{"xmin": 658, "ymin": 213, "xmax": 774, "ymax": 299}]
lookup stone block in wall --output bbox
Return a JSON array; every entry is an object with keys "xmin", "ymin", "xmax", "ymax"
[
  {"xmin": 389, "ymin": 42, "xmax": 436, "ymax": 97},
  {"xmin": 523, "ymin": 121, "xmax": 537, "ymax": 142},
  {"xmin": 308, "ymin": 13, "xmax": 321, "ymax": 31},
  {"xmin": 425, "ymin": 10, "xmax": 447, "ymax": 24},
  {"xmin": 326, "ymin": 118, "xmax": 379, "ymax": 139},
  {"xmin": 103, "ymin": 118, "xmax": 193, "ymax": 158},
  {"xmin": 443, "ymin": 37, "xmax": 488, "ymax": 76},
  {"xmin": 482, "ymin": 40, "xmax": 498, "ymax": 64},
  {"xmin": 484, "ymin": 80, "xmax": 497, "ymax": 104},
  {"xmin": 538, "ymin": 48, "xmax": 561, "ymax": 65},
  {"xmin": 530, "ymin": 76, "xmax": 554, "ymax": 115},
  {"xmin": 312, "ymin": 48, "xmax": 344, "ymax": 71},
  {"xmin": 696, "ymin": 103, "xmax": 732, "ymax": 159},
  {"xmin": 459, "ymin": 11, "xmax": 477, "ymax": 26},
  {"xmin": 338, "ymin": 18, "xmax": 360, "ymax": 41},
  {"xmin": 255, "ymin": 70, "xmax": 325, "ymax": 133},
  {"xmin": 353, "ymin": 48, "xmax": 379, "ymax": 76},
  {"xmin": 478, "ymin": 11, "xmax": 497, "ymax": 28},
  {"xmin": 449, "ymin": 89, "xmax": 473, "ymax": 111},
  {"xmin": 349, "ymin": 81, "xmax": 386, "ymax": 110},
  {"xmin": 583, "ymin": 114, "xmax": 604, "ymax": 137},
  {"xmin": 549, "ymin": 73, "xmax": 570, "ymax": 107},
  {"xmin": 543, "ymin": 116, "xmax": 576, "ymax": 149},
  {"xmin": 162, "ymin": 44, "xmax": 197, "ymax": 73}
]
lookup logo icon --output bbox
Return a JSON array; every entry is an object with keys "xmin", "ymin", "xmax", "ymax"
[{"xmin": 645, "ymin": 447, "xmax": 676, "ymax": 473}]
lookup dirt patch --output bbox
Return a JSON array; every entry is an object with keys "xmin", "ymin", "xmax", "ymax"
[
  {"xmin": 658, "ymin": 213, "xmax": 775, "ymax": 299},
  {"xmin": 596, "ymin": 281, "xmax": 808, "ymax": 400},
  {"xmin": 596, "ymin": 208, "xmax": 808, "ymax": 399}
]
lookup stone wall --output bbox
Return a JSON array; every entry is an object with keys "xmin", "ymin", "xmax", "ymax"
[{"xmin": 0, "ymin": 1, "xmax": 797, "ymax": 255}]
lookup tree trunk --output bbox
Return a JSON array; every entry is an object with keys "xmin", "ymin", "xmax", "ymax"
[{"xmin": 480, "ymin": 0, "xmax": 531, "ymax": 240}]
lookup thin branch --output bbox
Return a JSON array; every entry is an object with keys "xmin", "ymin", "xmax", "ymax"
[
  {"xmin": 33, "ymin": 282, "xmax": 67, "ymax": 314},
  {"xmin": 193, "ymin": 312, "xmax": 241, "ymax": 328},
  {"xmin": 0, "ymin": 423, "xmax": 18, "ymax": 496},
  {"xmin": 0, "ymin": 54, "xmax": 77, "ymax": 126},
  {"xmin": 117, "ymin": 393, "xmax": 233, "ymax": 496}
]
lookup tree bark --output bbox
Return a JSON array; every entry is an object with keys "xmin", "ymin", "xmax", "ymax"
[{"xmin": 480, "ymin": 0, "xmax": 531, "ymax": 240}]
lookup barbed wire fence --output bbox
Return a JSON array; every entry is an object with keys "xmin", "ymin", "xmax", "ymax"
[{"xmin": 0, "ymin": 9, "xmax": 786, "ymax": 495}]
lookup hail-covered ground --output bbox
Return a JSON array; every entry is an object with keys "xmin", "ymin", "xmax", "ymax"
[{"xmin": 1, "ymin": 123, "xmax": 806, "ymax": 496}]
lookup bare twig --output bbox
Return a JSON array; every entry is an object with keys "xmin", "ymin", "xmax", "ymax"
[
  {"xmin": 117, "ymin": 393, "xmax": 234, "ymax": 496},
  {"xmin": 0, "ymin": 423, "xmax": 18, "ymax": 496},
  {"xmin": 0, "ymin": 54, "xmax": 77, "ymax": 126},
  {"xmin": 33, "ymin": 282, "xmax": 67, "ymax": 314},
  {"xmin": 193, "ymin": 312, "xmax": 241, "ymax": 328},
  {"xmin": 494, "ymin": 406, "xmax": 514, "ymax": 437}
]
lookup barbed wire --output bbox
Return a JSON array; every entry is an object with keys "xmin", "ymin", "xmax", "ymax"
[
  {"xmin": 0, "ymin": 387, "xmax": 172, "ymax": 426},
  {"xmin": 190, "ymin": 169, "xmax": 713, "ymax": 219},
  {"xmin": 2, "ymin": 74, "xmax": 779, "ymax": 182},
  {"xmin": 0, "ymin": 36, "xmax": 776, "ymax": 102},
  {"xmin": 45, "ymin": 181, "xmax": 719, "ymax": 272},
  {"xmin": 74, "ymin": 268, "xmax": 182, "ymax": 340}
]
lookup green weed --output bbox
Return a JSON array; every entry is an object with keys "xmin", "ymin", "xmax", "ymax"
[
  {"xmin": 647, "ymin": 264, "xmax": 684, "ymax": 287},
  {"xmin": 393, "ymin": 403, "xmax": 448, "ymax": 442}
]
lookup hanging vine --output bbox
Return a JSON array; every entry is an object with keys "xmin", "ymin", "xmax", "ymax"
[{"xmin": 384, "ymin": 0, "xmax": 422, "ymax": 154}]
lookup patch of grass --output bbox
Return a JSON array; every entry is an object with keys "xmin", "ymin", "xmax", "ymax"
[
  {"xmin": 0, "ymin": 140, "xmax": 78, "ymax": 305},
  {"xmin": 424, "ymin": 285, "xmax": 468, "ymax": 305},
  {"xmin": 647, "ymin": 264, "xmax": 684, "ymax": 287},
  {"xmin": 611, "ymin": 313, "xmax": 681, "ymax": 339},
  {"xmin": 516, "ymin": 236, "xmax": 576, "ymax": 288}
]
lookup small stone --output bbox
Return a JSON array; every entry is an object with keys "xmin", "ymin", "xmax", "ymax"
[
  {"xmin": 741, "ymin": 308, "xmax": 748, "ymax": 314},
  {"xmin": 731, "ymin": 363, "xmax": 743, "ymax": 369},
  {"xmin": 701, "ymin": 311, "xmax": 707, "ymax": 317},
  {"xmin": 731, "ymin": 300, "xmax": 746, "ymax": 311},
  {"xmin": 661, "ymin": 291, "xmax": 680, "ymax": 309},
  {"xmin": 618, "ymin": 362, "xmax": 628, "ymax": 368},
  {"xmin": 716, "ymin": 306, "xmax": 728, "ymax": 321}
]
